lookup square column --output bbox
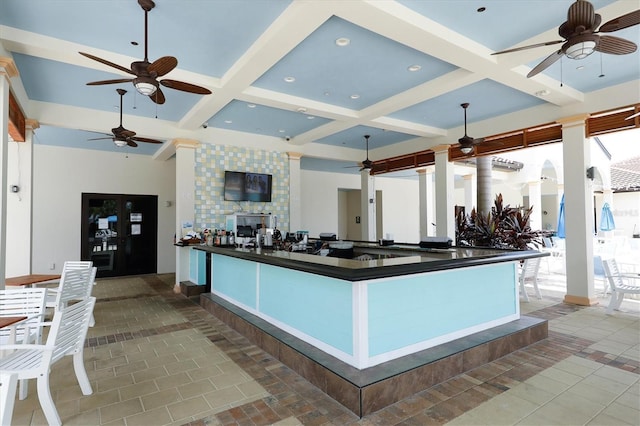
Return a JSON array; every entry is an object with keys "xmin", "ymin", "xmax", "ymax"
[
  {"xmin": 463, "ymin": 174, "xmax": 476, "ymax": 215},
  {"xmin": 559, "ymin": 115, "xmax": 596, "ymax": 306},
  {"xmin": 433, "ymin": 145, "xmax": 455, "ymax": 239},
  {"xmin": 174, "ymin": 139, "xmax": 198, "ymax": 293},
  {"xmin": 417, "ymin": 168, "xmax": 435, "ymax": 238},
  {"xmin": 360, "ymin": 170, "xmax": 376, "ymax": 241},
  {"xmin": 288, "ymin": 152, "xmax": 302, "ymax": 232},
  {"xmin": 527, "ymin": 180, "xmax": 542, "ymax": 231}
]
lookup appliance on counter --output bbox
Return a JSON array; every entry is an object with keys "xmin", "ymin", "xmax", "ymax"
[
  {"xmin": 327, "ymin": 241, "xmax": 354, "ymax": 259},
  {"xmin": 419, "ymin": 237, "xmax": 453, "ymax": 249},
  {"xmin": 319, "ymin": 233, "xmax": 337, "ymax": 241}
]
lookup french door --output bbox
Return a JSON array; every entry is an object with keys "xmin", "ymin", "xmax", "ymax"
[{"xmin": 81, "ymin": 193, "xmax": 158, "ymax": 278}]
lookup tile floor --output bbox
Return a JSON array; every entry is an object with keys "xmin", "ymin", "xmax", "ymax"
[{"xmin": 7, "ymin": 265, "xmax": 640, "ymax": 426}]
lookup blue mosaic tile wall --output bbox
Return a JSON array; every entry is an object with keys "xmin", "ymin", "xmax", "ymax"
[{"xmin": 195, "ymin": 144, "xmax": 289, "ymax": 232}]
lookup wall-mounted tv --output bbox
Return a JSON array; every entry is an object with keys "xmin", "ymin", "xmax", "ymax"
[{"xmin": 224, "ymin": 171, "xmax": 272, "ymax": 202}]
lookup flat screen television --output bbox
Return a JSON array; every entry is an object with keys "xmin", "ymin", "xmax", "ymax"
[{"xmin": 224, "ymin": 171, "xmax": 272, "ymax": 202}]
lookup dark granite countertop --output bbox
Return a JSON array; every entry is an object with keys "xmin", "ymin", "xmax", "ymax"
[{"xmin": 194, "ymin": 242, "xmax": 547, "ymax": 281}]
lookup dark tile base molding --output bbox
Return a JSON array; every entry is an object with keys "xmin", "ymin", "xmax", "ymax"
[
  {"xmin": 180, "ymin": 280, "xmax": 207, "ymax": 297},
  {"xmin": 200, "ymin": 293, "xmax": 548, "ymax": 418}
]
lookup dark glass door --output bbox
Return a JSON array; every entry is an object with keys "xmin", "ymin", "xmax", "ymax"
[{"xmin": 81, "ymin": 193, "xmax": 158, "ymax": 278}]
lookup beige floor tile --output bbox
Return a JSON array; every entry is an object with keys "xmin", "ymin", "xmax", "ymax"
[
  {"xmin": 203, "ymin": 386, "xmax": 249, "ymax": 410},
  {"xmin": 99, "ymin": 397, "xmax": 144, "ymax": 424},
  {"xmin": 96, "ymin": 373, "xmax": 135, "ymax": 393},
  {"xmin": 505, "ymin": 382, "xmax": 556, "ymax": 406},
  {"xmin": 518, "ymin": 401, "xmax": 595, "ymax": 425},
  {"xmin": 114, "ymin": 359, "xmax": 148, "ymax": 376},
  {"xmin": 601, "ymin": 401, "xmax": 640, "ymax": 425},
  {"xmin": 187, "ymin": 364, "xmax": 225, "ymax": 380},
  {"xmin": 237, "ymin": 380, "xmax": 269, "ymax": 399},
  {"xmin": 552, "ymin": 391, "xmax": 606, "ymax": 417},
  {"xmin": 461, "ymin": 394, "xmax": 538, "ymax": 425},
  {"xmin": 552, "ymin": 357, "xmax": 601, "ymax": 378},
  {"xmin": 140, "ymin": 388, "xmax": 182, "ymax": 411},
  {"xmin": 132, "ymin": 365, "xmax": 169, "ymax": 383},
  {"xmin": 166, "ymin": 395, "xmax": 211, "ymax": 422},
  {"xmin": 164, "ymin": 358, "xmax": 199, "ymax": 375},
  {"xmin": 125, "ymin": 406, "xmax": 173, "ymax": 426},
  {"xmin": 64, "ymin": 408, "xmax": 101, "ymax": 425},
  {"xmin": 118, "ymin": 380, "xmax": 160, "ymax": 401},
  {"xmin": 178, "ymin": 379, "xmax": 217, "ymax": 399},
  {"xmin": 567, "ymin": 380, "xmax": 622, "ymax": 406},
  {"xmin": 579, "ymin": 374, "xmax": 635, "ymax": 396},
  {"xmin": 615, "ymin": 389, "xmax": 640, "ymax": 410},
  {"xmin": 537, "ymin": 366, "xmax": 583, "ymax": 386},
  {"xmin": 587, "ymin": 412, "xmax": 635, "ymax": 425},
  {"xmin": 593, "ymin": 365, "xmax": 640, "ymax": 386},
  {"xmin": 209, "ymin": 371, "xmax": 251, "ymax": 388},
  {"xmin": 78, "ymin": 389, "xmax": 120, "ymax": 412}
]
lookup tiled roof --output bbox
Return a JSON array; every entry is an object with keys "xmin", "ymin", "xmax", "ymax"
[{"xmin": 611, "ymin": 156, "xmax": 640, "ymax": 192}]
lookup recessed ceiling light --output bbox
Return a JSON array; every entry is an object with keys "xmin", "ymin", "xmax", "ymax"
[
  {"xmin": 407, "ymin": 65, "xmax": 421, "ymax": 72},
  {"xmin": 247, "ymin": 104, "xmax": 256, "ymax": 108},
  {"xmin": 576, "ymin": 65, "xmax": 585, "ymax": 70},
  {"xmin": 307, "ymin": 116, "xmax": 315, "ymax": 120},
  {"xmin": 350, "ymin": 94, "xmax": 360, "ymax": 99},
  {"xmin": 296, "ymin": 107, "xmax": 307, "ymax": 113},
  {"xmin": 224, "ymin": 120, "xmax": 233, "ymax": 124},
  {"xmin": 284, "ymin": 76, "xmax": 296, "ymax": 83},
  {"xmin": 335, "ymin": 37, "xmax": 350, "ymax": 47},
  {"xmin": 477, "ymin": 6, "xmax": 486, "ymax": 12},
  {"xmin": 279, "ymin": 129, "xmax": 285, "ymax": 133},
  {"xmin": 535, "ymin": 89, "xmax": 551, "ymax": 97}
]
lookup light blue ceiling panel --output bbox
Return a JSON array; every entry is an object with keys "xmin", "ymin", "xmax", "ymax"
[
  {"xmin": 253, "ymin": 16, "xmax": 458, "ymax": 109},
  {"xmin": 207, "ymin": 100, "xmax": 331, "ymax": 139},
  {"xmin": 398, "ymin": 0, "xmax": 617, "ymax": 51},
  {"xmin": 0, "ymin": 0, "xmax": 291, "ymax": 77},
  {"xmin": 314, "ymin": 126, "xmax": 416, "ymax": 150},
  {"xmin": 389, "ymin": 79, "xmax": 546, "ymax": 129},
  {"xmin": 13, "ymin": 53, "xmax": 201, "ymax": 122},
  {"xmin": 33, "ymin": 125, "xmax": 165, "ymax": 156}
]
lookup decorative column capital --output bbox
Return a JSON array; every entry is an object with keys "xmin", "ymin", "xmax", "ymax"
[
  {"xmin": 287, "ymin": 152, "xmax": 302, "ymax": 160},
  {"xmin": 25, "ymin": 119, "xmax": 39, "ymax": 130},
  {"xmin": 463, "ymin": 174, "xmax": 474, "ymax": 181},
  {"xmin": 556, "ymin": 113, "xmax": 590, "ymax": 129},
  {"xmin": 172, "ymin": 138, "xmax": 199, "ymax": 150},
  {"xmin": 431, "ymin": 144, "xmax": 450, "ymax": 154},
  {"xmin": 0, "ymin": 57, "xmax": 19, "ymax": 79}
]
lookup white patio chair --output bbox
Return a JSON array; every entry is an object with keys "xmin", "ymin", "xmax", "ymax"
[
  {"xmin": 519, "ymin": 257, "xmax": 542, "ymax": 302},
  {"xmin": 39, "ymin": 261, "xmax": 94, "ymax": 308},
  {"xmin": 0, "ymin": 372, "xmax": 18, "ymax": 426},
  {"xmin": 0, "ymin": 297, "xmax": 96, "ymax": 426},
  {"xmin": 46, "ymin": 264, "xmax": 97, "ymax": 328},
  {"xmin": 602, "ymin": 258, "xmax": 640, "ymax": 315},
  {"xmin": 0, "ymin": 288, "xmax": 48, "ymax": 399}
]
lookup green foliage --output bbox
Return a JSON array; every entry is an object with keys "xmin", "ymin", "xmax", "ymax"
[{"xmin": 455, "ymin": 193, "xmax": 544, "ymax": 250}]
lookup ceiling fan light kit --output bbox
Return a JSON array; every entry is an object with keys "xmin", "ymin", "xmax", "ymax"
[{"xmin": 133, "ymin": 76, "xmax": 158, "ymax": 96}]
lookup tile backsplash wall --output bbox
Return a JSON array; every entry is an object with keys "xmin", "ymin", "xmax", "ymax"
[{"xmin": 195, "ymin": 144, "xmax": 289, "ymax": 232}]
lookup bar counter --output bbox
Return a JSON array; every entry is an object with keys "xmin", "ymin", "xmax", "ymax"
[{"xmin": 195, "ymin": 242, "xmax": 548, "ymax": 416}]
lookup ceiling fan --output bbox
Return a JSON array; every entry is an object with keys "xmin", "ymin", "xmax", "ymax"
[
  {"xmin": 88, "ymin": 88, "xmax": 163, "ymax": 148},
  {"xmin": 79, "ymin": 0, "xmax": 211, "ymax": 104},
  {"xmin": 458, "ymin": 103, "xmax": 484, "ymax": 155},
  {"xmin": 492, "ymin": 0, "xmax": 640, "ymax": 78},
  {"xmin": 360, "ymin": 135, "xmax": 373, "ymax": 171}
]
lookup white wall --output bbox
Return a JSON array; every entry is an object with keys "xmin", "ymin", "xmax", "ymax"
[
  {"xmin": 31, "ymin": 145, "xmax": 176, "ymax": 274},
  {"xmin": 300, "ymin": 170, "xmax": 421, "ymax": 243},
  {"xmin": 6, "ymin": 140, "xmax": 32, "ymax": 276}
]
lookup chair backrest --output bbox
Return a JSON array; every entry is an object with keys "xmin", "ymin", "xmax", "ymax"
[
  {"xmin": 594, "ymin": 255, "xmax": 605, "ymax": 277},
  {"xmin": 54, "ymin": 266, "xmax": 95, "ymax": 310},
  {"xmin": 521, "ymin": 257, "xmax": 541, "ymax": 280},
  {"xmin": 63, "ymin": 261, "xmax": 93, "ymax": 271},
  {"xmin": 0, "ymin": 288, "xmax": 48, "ymax": 342},
  {"xmin": 602, "ymin": 258, "xmax": 623, "ymax": 291},
  {"xmin": 48, "ymin": 297, "xmax": 96, "ymax": 362},
  {"xmin": 543, "ymin": 237, "xmax": 553, "ymax": 248}
]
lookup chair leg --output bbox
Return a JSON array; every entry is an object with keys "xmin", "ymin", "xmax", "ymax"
[
  {"xmin": 37, "ymin": 373, "xmax": 61, "ymax": 426},
  {"xmin": 73, "ymin": 352, "xmax": 93, "ymax": 395},
  {"xmin": 17, "ymin": 377, "xmax": 29, "ymax": 400},
  {"xmin": 520, "ymin": 280, "xmax": 530, "ymax": 302},
  {"xmin": 533, "ymin": 278, "xmax": 542, "ymax": 300},
  {"xmin": 0, "ymin": 372, "xmax": 18, "ymax": 426},
  {"xmin": 614, "ymin": 292, "xmax": 626, "ymax": 310},
  {"xmin": 606, "ymin": 291, "xmax": 617, "ymax": 314}
]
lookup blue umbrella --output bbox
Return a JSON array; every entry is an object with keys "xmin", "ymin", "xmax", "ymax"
[
  {"xmin": 600, "ymin": 203, "xmax": 615, "ymax": 231},
  {"xmin": 557, "ymin": 194, "xmax": 565, "ymax": 238}
]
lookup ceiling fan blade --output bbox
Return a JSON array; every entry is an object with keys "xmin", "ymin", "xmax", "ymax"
[
  {"xmin": 595, "ymin": 35, "xmax": 637, "ymax": 55},
  {"xmin": 79, "ymin": 52, "xmax": 136, "ymax": 76},
  {"xmin": 567, "ymin": 0, "xmax": 596, "ymax": 32},
  {"xmin": 160, "ymin": 79, "xmax": 212, "ymax": 95},
  {"xmin": 599, "ymin": 9, "xmax": 640, "ymax": 33},
  {"xmin": 127, "ymin": 140, "xmax": 139, "ymax": 148},
  {"xmin": 87, "ymin": 137, "xmax": 113, "ymax": 141},
  {"xmin": 527, "ymin": 49, "xmax": 563, "ymax": 78},
  {"xmin": 148, "ymin": 56, "xmax": 178, "ymax": 77},
  {"xmin": 130, "ymin": 136, "xmax": 163, "ymax": 144},
  {"xmin": 86, "ymin": 78, "xmax": 134, "ymax": 86},
  {"xmin": 112, "ymin": 126, "xmax": 136, "ymax": 138},
  {"xmin": 474, "ymin": 138, "xmax": 485, "ymax": 144},
  {"xmin": 492, "ymin": 40, "xmax": 563, "ymax": 55},
  {"xmin": 149, "ymin": 86, "xmax": 166, "ymax": 104}
]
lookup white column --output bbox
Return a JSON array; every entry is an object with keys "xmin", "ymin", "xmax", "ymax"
[
  {"xmin": 476, "ymin": 156, "xmax": 493, "ymax": 217},
  {"xmin": 463, "ymin": 174, "xmax": 476, "ymax": 215},
  {"xmin": 417, "ymin": 168, "xmax": 435, "ymax": 238},
  {"xmin": 174, "ymin": 139, "xmax": 198, "ymax": 293},
  {"xmin": 288, "ymin": 152, "xmax": 302, "ymax": 232},
  {"xmin": 559, "ymin": 114, "xmax": 596, "ymax": 306},
  {"xmin": 433, "ymin": 145, "xmax": 455, "ymax": 239},
  {"xmin": 527, "ymin": 180, "xmax": 542, "ymax": 231},
  {"xmin": 0, "ymin": 58, "xmax": 17, "ymax": 288},
  {"xmin": 360, "ymin": 169, "xmax": 376, "ymax": 241}
]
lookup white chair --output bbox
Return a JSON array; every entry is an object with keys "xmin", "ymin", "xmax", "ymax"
[
  {"xmin": 0, "ymin": 288, "xmax": 48, "ymax": 400},
  {"xmin": 602, "ymin": 258, "xmax": 640, "ymax": 314},
  {"xmin": 0, "ymin": 372, "xmax": 18, "ymax": 426},
  {"xmin": 519, "ymin": 257, "xmax": 542, "ymax": 302},
  {"xmin": 40, "ymin": 261, "xmax": 94, "ymax": 309},
  {"xmin": 0, "ymin": 297, "xmax": 96, "ymax": 426}
]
